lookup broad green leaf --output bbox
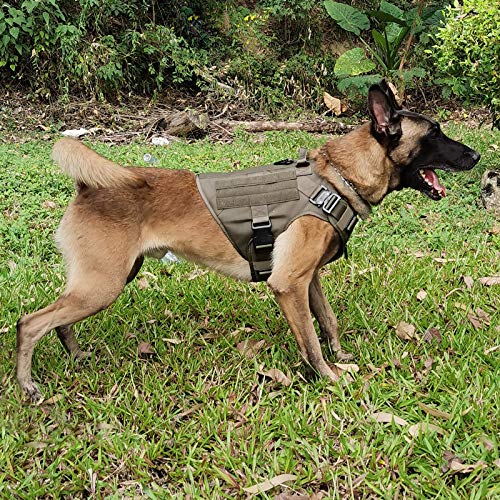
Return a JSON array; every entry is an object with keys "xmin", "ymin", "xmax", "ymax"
[
  {"xmin": 334, "ymin": 47, "xmax": 376, "ymax": 77},
  {"xmin": 380, "ymin": 1, "xmax": 405, "ymax": 21},
  {"xmin": 9, "ymin": 26, "xmax": 19, "ymax": 40},
  {"xmin": 324, "ymin": 1, "xmax": 370, "ymax": 35},
  {"xmin": 337, "ymin": 74, "xmax": 382, "ymax": 94},
  {"xmin": 379, "ymin": 1, "xmax": 407, "ymax": 43},
  {"xmin": 372, "ymin": 29, "xmax": 387, "ymax": 52},
  {"xmin": 366, "ymin": 10, "xmax": 407, "ymax": 27}
]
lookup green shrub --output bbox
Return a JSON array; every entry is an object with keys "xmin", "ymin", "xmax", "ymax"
[
  {"xmin": 0, "ymin": 0, "xmax": 66, "ymax": 72},
  {"xmin": 432, "ymin": 0, "xmax": 500, "ymax": 126},
  {"xmin": 0, "ymin": 1, "xmax": 209, "ymax": 99}
]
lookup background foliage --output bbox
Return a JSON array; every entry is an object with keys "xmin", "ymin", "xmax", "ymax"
[
  {"xmin": 0, "ymin": 0, "xmax": 498, "ymax": 118},
  {"xmin": 431, "ymin": 0, "xmax": 500, "ymax": 126}
]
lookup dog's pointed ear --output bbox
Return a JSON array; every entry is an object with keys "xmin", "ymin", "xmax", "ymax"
[
  {"xmin": 368, "ymin": 80, "xmax": 402, "ymax": 138},
  {"xmin": 378, "ymin": 79, "xmax": 401, "ymax": 110}
]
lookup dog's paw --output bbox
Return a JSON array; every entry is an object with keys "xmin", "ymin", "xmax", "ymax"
[
  {"xmin": 73, "ymin": 350, "xmax": 92, "ymax": 361},
  {"xmin": 336, "ymin": 350, "xmax": 354, "ymax": 362},
  {"xmin": 22, "ymin": 382, "xmax": 44, "ymax": 405}
]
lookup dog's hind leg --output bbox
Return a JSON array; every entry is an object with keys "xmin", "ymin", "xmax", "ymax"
[
  {"xmin": 53, "ymin": 256, "xmax": 144, "ymax": 358},
  {"xmin": 309, "ymin": 273, "xmax": 353, "ymax": 361},
  {"xmin": 56, "ymin": 325, "xmax": 92, "ymax": 359},
  {"xmin": 17, "ymin": 260, "xmax": 131, "ymax": 402}
]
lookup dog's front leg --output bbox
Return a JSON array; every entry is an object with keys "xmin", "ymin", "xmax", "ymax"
[
  {"xmin": 309, "ymin": 273, "xmax": 353, "ymax": 361},
  {"xmin": 270, "ymin": 278, "xmax": 340, "ymax": 382},
  {"xmin": 268, "ymin": 218, "xmax": 340, "ymax": 382}
]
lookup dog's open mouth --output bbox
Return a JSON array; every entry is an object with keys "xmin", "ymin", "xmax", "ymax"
[{"xmin": 419, "ymin": 168, "xmax": 446, "ymax": 200}]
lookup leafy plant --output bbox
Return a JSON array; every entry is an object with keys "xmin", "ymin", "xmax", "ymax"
[
  {"xmin": 0, "ymin": 0, "xmax": 66, "ymax": 72},
  {"xmin": 324, "ymin": 0, "xmax": 441, "ymax": 95},
  {"xmin": 431, "ymin": 0, "xmax": 500, "ymax": 127}
]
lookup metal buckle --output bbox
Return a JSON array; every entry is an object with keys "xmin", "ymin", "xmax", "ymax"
[
  {"xmin": 310, "ymin": 185, "xmax": 341, "ymax": 214},
  {"xmin": 251, "ymin": 219, "xmax": 272, "ymax": 230},
  {"xmin": 310, "ymin": 185, "xmax": 331, "ymax": 206},
  {"xmin": 254, "ymin": 241, "xmax": 273, "ymax": 250},
  {"xmin": 322, "ymin": 193, "xmax": 341, "ymax": 214},
  {"xmin": 257, "ymin": 269, "xmax": 272, "ymax": 277},
  {"xmin": 252, "ymin": 218, "xmax": 273, "ymax": 250}
]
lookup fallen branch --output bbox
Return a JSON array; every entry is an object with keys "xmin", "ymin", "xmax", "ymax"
[{"xmin": 214, "ymin": 119, "xmax": 355, "ymax": 134}]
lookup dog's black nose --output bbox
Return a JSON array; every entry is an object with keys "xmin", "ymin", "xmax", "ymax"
[{"xmin": 466, "ymin": 150, "xmax": 481, "ymax": 163}]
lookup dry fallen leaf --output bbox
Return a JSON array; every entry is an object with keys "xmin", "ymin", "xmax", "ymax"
[
  {"xmin": 137, "ymin": 277, "xmax": 149, "ymax": 290},
  {"xmin": 423, "ymin": 358, "xmax": 433, "ymax": 374},
  {"xmin": 43, "ymin": 394, "xmax": 63, "ymax": 405},
  {"xmin": 258, "ymin": 368, "xmax": 292, "ymax": 387},
  {"xmin": 449, "ymin": 460, "xmax": 487, "ymax": 474},
  {"xmin": 467, "ymin": 313, "xmax": 484, "ymax": 330},
  {"xmin": 25, "ymin": 441, "xmax": 49, "ymax": 449},
  {"xmin": 236, "ymin": 339, "xmax": 266, "ymax": 358},
  {"xmin": 187, "ymin": 268, "xmax": 209, "ymax": 280},
  {"xmin": 243, "ymin": 473, "xmax": 297, "ymax": 494},
  {"xmin": 479, "ymin": 436, "xmax": 494, "ymax": 451},
  {"xmin": 416, "ymin": 290, "xmax": 427, "ymax": 301},
  {"xmin": 494, "ymin": 458, "xmax": 500, "ymax": 469},
  {"xmin": 137, "ymin": 341, "xmax": 155, "ymax": 356},
  {"xmin": 387, "ymin": 81, "xmax": 402, "ymax": 105},
  {"xmin": 163, "ymin": 337, "xmax": 182, "ymax": 345},
  {"xmin": 484, "ymin": 345, "xmax": 500, "ymax": 355},
  {"xmin": 96, "ymin": 422, "xmax": 115, "ymax": 432},
  {"xmin": 230, "ymin": 326, "xmax": 254, "ymax": 337},
  {"xmin": 323, "ymin": 91, "xmax": 346, "ymax": 115},
  {"xmin": 42, "ymin": 200, "xmax": 57, "ymax": 209},
  {"xmin": 479, "ymin": 276, "xmax": 500, "ymax": 286},
  {"xmin": 394, "ymin": 321, "xmax": 418, "ymax": 341},
  {"xmin": 334, "ymin": 363, "xmax": 360, "ymax": 373},
  {"xmin": 475, "ymin": 308, "xmax": 491, "ymax": 324},
  {"xmin": 418, "ymin": 402, "xmax": 451, "ymax": 420},
  {"xmin": 408, "ymin": 422, "xmax": 444, "ymax": 437},
  {"xmin": 423, "ymin": 327, "xmax": 442, "ymax": 343},
  {"xmin": 463, "ymin": 276, "xmax": 474, "ymax": 289},
  {"xmin": 275, "ymin": 494, "xmax": 312, "ymax": 500},
  {"xmin": 370, "ymin": 412, "xmax": 408, "ymax": 426}
]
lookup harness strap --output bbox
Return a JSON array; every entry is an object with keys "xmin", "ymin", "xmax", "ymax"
[{"xmin": 250, "ymin": 205, "xmax": 274, "ymax": 281}]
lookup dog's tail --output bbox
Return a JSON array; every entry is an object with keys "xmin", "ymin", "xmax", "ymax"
[{"xmin": 52, "ymin": 138, "xmax": 145, "ymax": 190}]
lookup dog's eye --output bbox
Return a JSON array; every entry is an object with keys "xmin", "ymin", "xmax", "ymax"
[{"xmin": 428, "ymin": 126, "xmax": 440, "ymax": 138}]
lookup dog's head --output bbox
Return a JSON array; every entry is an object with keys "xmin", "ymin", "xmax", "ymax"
[{"xmin": 368, "ymin": 80, "xmax": 480, "ymax": 200}]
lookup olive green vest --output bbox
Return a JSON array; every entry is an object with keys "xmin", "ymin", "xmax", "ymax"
[{"xmin": 196, "ymin": 150, "xmax": 358, "ymax": 281}]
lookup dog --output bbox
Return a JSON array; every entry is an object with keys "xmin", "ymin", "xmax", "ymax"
[{"xmin": 16, "ymin": 81, "xmax": 480, "ymax": 402}]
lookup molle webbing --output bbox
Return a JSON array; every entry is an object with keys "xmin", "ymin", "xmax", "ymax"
[{"xmin": 196, "ymin": 151, "xmax": 358, "ymax": 281}]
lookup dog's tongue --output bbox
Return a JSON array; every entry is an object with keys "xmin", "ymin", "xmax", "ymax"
[{"xmin": 423, "ymin": 169, "xmax": 446, "ymax": 196}]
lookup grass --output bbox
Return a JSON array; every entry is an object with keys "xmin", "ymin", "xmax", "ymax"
[{"xmin": 0, "ymin": 124, "xmax": 499, "ymax": 498}]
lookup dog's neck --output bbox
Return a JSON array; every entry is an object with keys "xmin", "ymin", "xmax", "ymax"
[{"xmin": 311, "ymin": 123, "xmax": 396, "ymax": 218}]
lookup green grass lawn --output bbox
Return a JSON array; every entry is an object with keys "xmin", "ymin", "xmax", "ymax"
[{"xmin": 0, "ymin": 124, "xmax": 499, "ymax": 498}]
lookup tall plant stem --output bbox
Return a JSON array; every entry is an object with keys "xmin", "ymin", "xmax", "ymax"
[{"xmin": 398, "ymin": 0, "xmax": 426, "ymax": 73}]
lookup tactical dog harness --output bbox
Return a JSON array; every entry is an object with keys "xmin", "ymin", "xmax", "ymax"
[{"xmin": 196, "ymin": 149, "xmax": 358, "ymax": 281}]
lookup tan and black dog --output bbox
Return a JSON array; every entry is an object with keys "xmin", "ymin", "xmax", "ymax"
[{"xmin": 17, "ymin": 81, "xmax": 480, "ymax": 401}]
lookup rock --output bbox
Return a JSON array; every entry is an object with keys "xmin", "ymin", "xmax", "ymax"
[{"xmin": 481, "ymin": 169, "xmax": 500, "ymax": 214}]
